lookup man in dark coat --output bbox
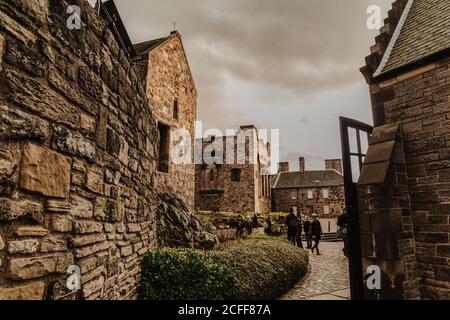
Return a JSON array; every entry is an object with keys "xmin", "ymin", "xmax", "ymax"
[
  {"xmin": 303, "ymin": 218, "xmax": 312, "ymax": 249},
  {"xmin": 310, "ymin": 214, "xmax": 322, "ymax": 255},
  {"xmin": 296, "ymin": 212, "xmax": 304, "ymax": 248},
  {"xmin": 337, "ymin": 211, "xmax": 348, "ymax": 257},
  {"xmin": 285, "ymin": 208, "xmax": 300, "ymax": 246}
]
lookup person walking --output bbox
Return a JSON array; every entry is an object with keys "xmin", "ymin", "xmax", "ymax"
[
  {"xmin": 303, "ymin": 218, "xmax": 312, "ymax": 249},
  {"xmin": 285, "ymin": 208, "xmax": 300, "ymax": 246},
  {"xmin": 252, "ymin": 214, "xmax": 259, "ymax": 230},
  {"xmin": 296, "ymin": 212, "xmax": 304, "ymax": 248},
  {"xmin": 310, "ymin": 214, "xmax": 322, "ymax": 255},
  {"xmin": 265, "ymin": 216, "xmax": 272, "ymax": 236},
  {"xmin": 337, "ymin": 210, "xmax": 348, "ymax": 257}
]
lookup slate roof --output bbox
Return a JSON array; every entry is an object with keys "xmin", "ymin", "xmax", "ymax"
[
  {"xmin": 134, "ymin": 36, "xmax": 171, "ymax": 56},
  {"xmin": 379, "ymin": 0, "xmax": 450, "ymax": 75},
  {"xmin": 272, "ymin": 170, "xmax": 343, "ymax": 189}
]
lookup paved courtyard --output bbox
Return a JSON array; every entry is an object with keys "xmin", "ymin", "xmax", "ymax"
[{"xmin": 280, "ymin": 241, "xmax": 350, "ymax": 300}]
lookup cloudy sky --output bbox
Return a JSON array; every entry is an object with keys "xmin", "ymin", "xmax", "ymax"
[{"xmin": 115, "ymin": 0, "xmax": 392, "ymax": 170}]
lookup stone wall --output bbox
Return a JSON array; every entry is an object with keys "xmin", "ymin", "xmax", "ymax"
[
  {"xmin": 361, "ymin": 57, "xmax": 450, "ymax": 299},
  {"xmin": 272, "ymin": 186, "xmax": 345, "ymax": 218},
  {"xmin": 139, "ymin": 33, "xmax": 197, "ymax": 212},
  {"xmin": 0, "ymin": 0, "xmax": 160, "ymax": 300}
]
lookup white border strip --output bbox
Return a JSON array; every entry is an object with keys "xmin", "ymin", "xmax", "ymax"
[{"xmin": 373, "ymin": 0, "xmax": 415, "ymax": 77}]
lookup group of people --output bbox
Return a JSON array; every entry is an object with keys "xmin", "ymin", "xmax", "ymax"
[
  {"xmin": 263, "ymin": 209, "xmax": 349, "ymax": 257},
  {"xmin": 285, "ymin": 209, "xmax": 323, "ymax": 255}
]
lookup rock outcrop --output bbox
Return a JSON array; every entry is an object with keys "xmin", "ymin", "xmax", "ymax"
[{"xmin": 157, "ymin": 193, "xmax": 217, "ymax": 250}]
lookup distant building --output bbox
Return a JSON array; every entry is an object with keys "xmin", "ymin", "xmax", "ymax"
[
  {"xmin": 195, "ymin": 125, "xmax": 272, "ymax": 214},
  {"xmin": 271, "ymin": 158, "xmax": 345, "ymax": 217},
  {"xmin": 134, "ymin": 31, "xmax": 197, "ymax": 211}
]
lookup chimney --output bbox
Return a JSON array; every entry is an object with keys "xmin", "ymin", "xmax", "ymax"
[
  {"xmin": 325, "ymin": 159, "xmax": 343, "ymax": 174},
  {"xmin": 299, "ymin": 157, "xmax": 305, "ymax": 174},
  {"xmin": 278, "ymin": 162, "xmax": 289, "ymax": 173}
]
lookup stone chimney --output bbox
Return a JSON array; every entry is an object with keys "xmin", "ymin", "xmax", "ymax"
[
  {"xmin": 278, "ymin": 162, "xmax": 289, "ymax": 173},
  {"xmin": 299, "ymin": 157, "xmax": 305, "ymax": 174},
  {"xmin": 325, "ymin": 159, "xmax": 343, "ymax": 174}
]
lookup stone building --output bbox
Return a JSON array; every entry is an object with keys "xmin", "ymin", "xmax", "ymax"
[
  {"xmin": 272, "ymin": 158, "xmax": 345, "ymax": 217},
  {"xmin": 134, "ymin": 31, "xmax": 197, "ymax": 212},
  {"xmin": 195, "ymin": 125, "xmax": 272, "ymax": 214},
  {"xmin": 0, "ymin": 0, "xmax": 213, "ymax": 300},
  {"xmin": 359, "ymin": 0, "xmax": 450, "ymax": 299}
]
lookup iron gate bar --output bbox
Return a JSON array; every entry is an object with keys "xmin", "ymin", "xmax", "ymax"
[{"xmin": 339, "ymin": 116, "xmax": 373, "ymax": 300}]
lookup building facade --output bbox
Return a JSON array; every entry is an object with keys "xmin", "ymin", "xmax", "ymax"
[
  {"xmin": 134, "ymin": 32, "xmax": 197, "ymax": 211},
  {"xmin": 359, "ymin": 0, "xmax": 450, "ymax": 299},
  {"xmin": 195, "ymin": 126, "xmax": 271, "ymax": 214},
  {"xmin": 272, "ymin": 158, "xmax": 345, "ymax": 217}
]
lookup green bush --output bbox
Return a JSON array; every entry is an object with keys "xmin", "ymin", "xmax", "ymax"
[
  {"xmin": 139, "ymin": 239, "xmax": 309, "ymax": 300},
  {"xmin": 212, "ymin": 239, "xmax": 308, "ymax": 300},
  {"xmin": 138, "ymin": 248, "xmax": 235, "ymax": 300}
]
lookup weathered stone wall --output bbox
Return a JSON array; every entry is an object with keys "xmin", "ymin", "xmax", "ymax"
[
  {"xmin": 362, "ymin": 58, "xmax": 450, "ymax": 299},
  {"xmin": 0, "ymin": 0, "xmax": 159, "ymax": 300},
  {"xmin": 141, "ymin": 33, "xmax": 197, "ymax": 212},
  {"xmin": 272, "ymin": 186, "xmax": 345, "ymax": 217}
]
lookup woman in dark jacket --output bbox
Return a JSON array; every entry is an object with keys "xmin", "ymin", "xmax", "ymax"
[{"xmin": 310, "ymin": 214, "xmax": 322, "ymax": 255}]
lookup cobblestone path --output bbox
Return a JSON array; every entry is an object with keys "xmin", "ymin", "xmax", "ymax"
[{"xmin": 280, "ymin": 241, "xmax": 351, "ymax": 300}]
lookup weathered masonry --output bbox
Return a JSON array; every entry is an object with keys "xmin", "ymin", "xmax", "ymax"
[
  {"xmin": 134, "ymin": 32, "xmax": 197, "ymax": 212},
  {"xmin": 195, "ymin": 125, "xmax": 272, "ymax": 214},
  {"xmin": 360, "ymin": 0, "xmax": 450, "ymax": 299},
  {"xmin": 0, "ymin": 0, "xmax": 160, "ymax": 300},
  {"xmin": 272, "ymin": 158, "xmax": 345, "ymax": 217}
]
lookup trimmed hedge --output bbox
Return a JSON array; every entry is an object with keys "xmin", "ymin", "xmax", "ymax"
[
  {"xmin": 138, "ymin": 248, "xmax": 235, "ymax": 300},
  {"xmin": 138, "ymin": 239, "xmax": 309, "ymax": 300}
]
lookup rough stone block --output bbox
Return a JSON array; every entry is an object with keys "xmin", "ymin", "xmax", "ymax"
[
  {"xmin": 46, "ymin": 200, "xmax": 71, "ymax": 213},
  {"xmin": 0, "ymin": 281, "xmax": 45, "ymax": 300},
  {"xmin": 15, "ymin": 226, "xmax": 48, "ymax": 237},
  {"xmin": 69, "ymin": 234, "xmax": 106, "ymax": 247},
  {"xmin": 437, "ymin": 245, "xmax": 450, "ymax": 258},
  {"xmin": 70, "ymin": 194, "xmax": 94, "ymax": 219},
  {"xmin": 86, "ymin": 167, "xmax": 104, "ymax": 194},
  {"xmin": 40, "ymin": 235, "xmax": 67, "ymax": 253},
  {"xmin": 0, "ymin": 235, "xmax": 4, "ymax": 250},
  {"xmin": 74, "ymin": 241, "xmax": 109, "ymax": 259},
  {"xmin": 7, "ymin": 239, "xmax": 40, "ymax": 254},
  {"xmin": 53, "ymin": 125, "xmax": 96, "ymax": 159},
  {"xmin": 0, "ymin": 33, "xmax": 4, "ymax": 66},
  {"xmin": 0, "ymin": 105, "xmax": 50, "ymax": 141},
  {"xmin": 73, "ymin": 221, "xmax": 103, "ymax": 234},
  {"xmin": 0, "ymin": 198, "xmax": 43, "ymax": 222},
  {"xmin": 19, "ymin": 143, "xmax": 71, "ymax": 198},
  {"xmin": 51, "ymin": 216, "xmax": 72, "ymax": 233},
  {"xmin": 0, "ymin": 144, "xmax": 20, "ymax": 179},
  {"xmin": 83, "ymin": 276, "xmax": 105, "ymax": 299},
  {"xmin": 8, "ymin": 253, "xmax": 73, "ymax": 280}
]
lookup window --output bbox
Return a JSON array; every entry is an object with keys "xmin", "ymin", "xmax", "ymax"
[
  {"xmin": 158, "ymin": 123, "xmax": 170, "ymax": 173},
  {"xmin": 323, "ymin": 189, "xmax": 329, "ymax": 199},
  {"xmin": 307, "ymin": 190, "xmax": 313, "ymax": 199},
  {"xmin": 231, "ymin": 169, "xmax": 241, "ymax": 182},
  {"xmin": 324, "ymin": 205, "xmax": 330, "ymax": 215},
  {"xmin": 173, "ymin": 100, "xmax": 179, "ymax": 120},
  {"xmin": 291, "ymin": 190, "xmax": 297, "ymax": 200}
]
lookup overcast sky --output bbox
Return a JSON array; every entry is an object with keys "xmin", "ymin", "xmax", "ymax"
[{"xmin": 114, "ymin": 0, "xmax": 392, "ymax": 170}]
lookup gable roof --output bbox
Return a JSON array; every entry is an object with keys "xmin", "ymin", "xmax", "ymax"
[
  {"xmin": 134, "ymin": 36, "xmax": 172, "ymax": 56},
  {"xmin": 133, "ymin": 32, "xmax": 197, "ymax": 93},
  {"xmin": 272, "ymin": 170, "xmax": 343, "ymax": 189},
  {"xmin": 375, "ymin": 0, "xmax": 450, "ymax": 77}
]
